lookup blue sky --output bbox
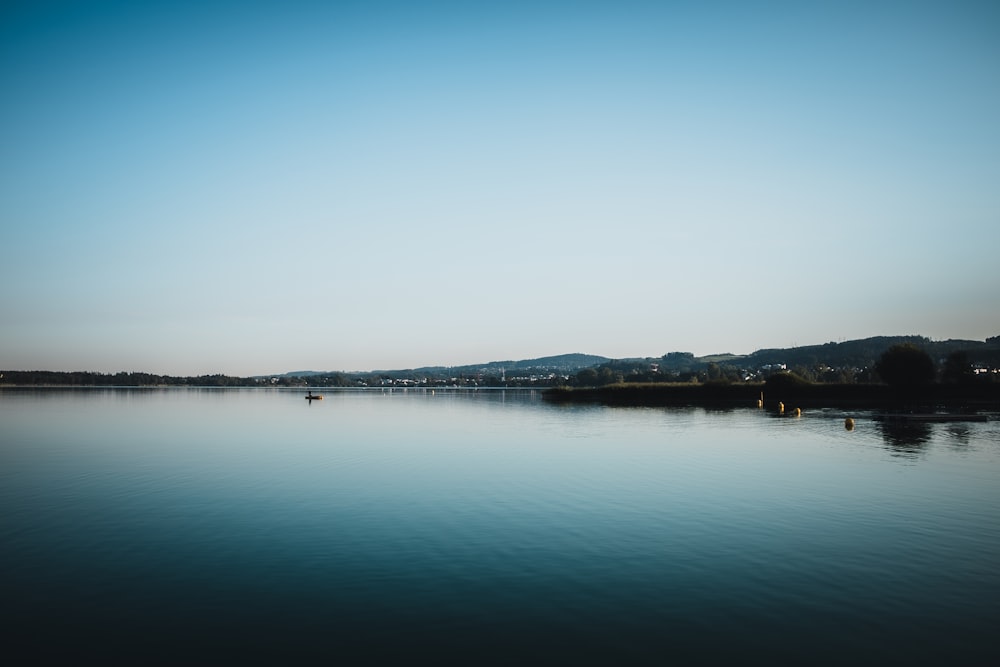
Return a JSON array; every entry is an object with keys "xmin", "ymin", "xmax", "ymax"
[{"xmin": 2, "ymin": 0, "xmax": 998, "ymax": 375}]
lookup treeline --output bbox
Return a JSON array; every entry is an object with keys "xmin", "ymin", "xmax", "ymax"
[{"xmin": 0, "ymin": 371, "xmax": 272, "ymax": 387}]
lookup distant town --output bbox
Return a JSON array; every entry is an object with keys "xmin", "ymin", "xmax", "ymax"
[{"xmin": 3, "ymin": 335, "xmax": 999, "ymax": 389}]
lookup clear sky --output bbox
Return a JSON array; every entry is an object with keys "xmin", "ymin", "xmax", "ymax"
[{"xmin": 2, "ymin": 0, "xmax": 998, "ymax": 376}]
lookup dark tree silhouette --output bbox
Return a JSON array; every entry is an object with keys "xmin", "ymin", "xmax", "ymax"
[
  {"xmin": 941, "ymin": 350, "xmax": 974, "ymax": 384},
  {"xmin": 875, "ymin": 344, "xmax": 936, "ymax": 389},
  {"xmin": 764, "ymin": 370, "xmax": 810, "ymax": 392}
]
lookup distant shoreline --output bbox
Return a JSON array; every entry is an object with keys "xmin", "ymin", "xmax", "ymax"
[{"xmin": 4, "ymin": 379, "xmax": 999, "ymax": 412}]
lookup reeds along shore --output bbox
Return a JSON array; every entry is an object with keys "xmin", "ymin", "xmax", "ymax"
[{"xmin": 542, "ymin": 382, "xmax": 1000, "ymax": 409}]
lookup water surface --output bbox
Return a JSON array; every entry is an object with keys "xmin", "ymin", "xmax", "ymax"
[{"xmin": 2, "ymin": 388, "xmax": 998, "ymax": 664}]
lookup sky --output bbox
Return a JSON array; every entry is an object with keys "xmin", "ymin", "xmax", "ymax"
[{"xmin": 2, "ymin": 0, "xmax": 999, "ymax": 376}]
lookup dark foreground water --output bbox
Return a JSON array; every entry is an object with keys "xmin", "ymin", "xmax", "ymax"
[{"xmin": 2, "ymin": 388, "xmax": 999, "ymax": 664}]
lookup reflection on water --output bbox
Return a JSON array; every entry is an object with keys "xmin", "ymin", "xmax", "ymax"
[
  {"xmin": 944, "ymin": 424, "xmax": 972, "ymax": 449},
  {"xmin": 1, "ymin": 389, "xmax": 999, "ymax": 664},
  {"xmin": 877, "ymin": 420, "xmax": 933, "ymax": 457},
  {"xmin": 701, "ymin": 405, "xmax": 738, "ymax": 414}
]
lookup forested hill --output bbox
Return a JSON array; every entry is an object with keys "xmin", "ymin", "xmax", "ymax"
[
  {"xmin": 573, "ymin": 335, "xmax": 1000, "ymax": 386},
  {"xmin": 741, "ymin": 336, "xmax": 1000, "ymax": 369},
  {"xmin": 590, "ymin": 336, "xmax": 1000, "ymax": 374},
  {"xmin": 401, "ymin": 353, "xmax": 610, "ymax": 375}
]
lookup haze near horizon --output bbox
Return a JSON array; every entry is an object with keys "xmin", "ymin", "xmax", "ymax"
[{"xmin": 2, "ymin": 0, "xmax": 998, "ymax": 376}]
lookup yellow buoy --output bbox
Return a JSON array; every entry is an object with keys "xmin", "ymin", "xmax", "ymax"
[
  {"xmin": 778, "ymin": 402, "xmax": 784, "ymax": 414},
  {"xmin": 845, "ymin": 417, "xmax": 855, "ymax": 431},
  {"xmin": 793, "ymin": 407, "xmax": 801, "ymax": 417}
]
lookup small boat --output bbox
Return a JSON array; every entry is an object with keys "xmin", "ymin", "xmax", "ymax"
[{"xmin": 305, "ymin": 393, "xmax": 324, "ymax": 400}]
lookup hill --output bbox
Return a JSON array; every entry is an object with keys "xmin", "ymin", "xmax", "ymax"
[
  {"xmin": 279, "ymin": 353, "xmax": 611, "ymax": 378},
  {"xmin": 742, "ymin": 336, "xmax": 1000, "ymax": 370}
]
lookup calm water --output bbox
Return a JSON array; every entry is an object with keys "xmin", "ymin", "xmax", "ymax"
[{"xmin": 2, "ymin": 388, "xmax": 999, "ymax": 664}]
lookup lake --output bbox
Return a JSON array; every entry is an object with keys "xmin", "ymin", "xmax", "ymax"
[{"xmin": 2, "ymin": 388, "xmax": 998, "ymax": 664}]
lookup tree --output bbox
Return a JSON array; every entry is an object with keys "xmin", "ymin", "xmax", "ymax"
[
  {"xmin": 574, "ymin": 368, "xmax": 598, "ymax": 386},
  {"xmin": 597, "ymin": 367, "xmax": 623, "ymax": 385},
  {"xmin": 874, "ymin": 344, "xmax": 936, "ymax": 389},
  {"xmin": 941, "ymin": 351, "xmax": 974, "ymax": 384}
]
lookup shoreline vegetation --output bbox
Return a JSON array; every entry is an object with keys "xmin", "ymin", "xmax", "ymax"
[
  {"xmin": 546, "ymin": 344, "xmax": 1000, "ymax": 410},
  {"xmin": 4, "ymin": 338, "xmax": 999, "ymax": 410},
  {"xmin": 542, "ymin": 381, "xmax": 1000, "ymax": 410}
]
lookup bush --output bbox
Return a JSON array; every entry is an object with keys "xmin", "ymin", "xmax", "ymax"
[{"xmin": 764, "ymin": 371, "xmax": 810, "ymax": 393}]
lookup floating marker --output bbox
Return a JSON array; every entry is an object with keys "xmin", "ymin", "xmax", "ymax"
[{"xmin": 845, "ymin": 417, "xmax": 855, "ymax": 431}]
